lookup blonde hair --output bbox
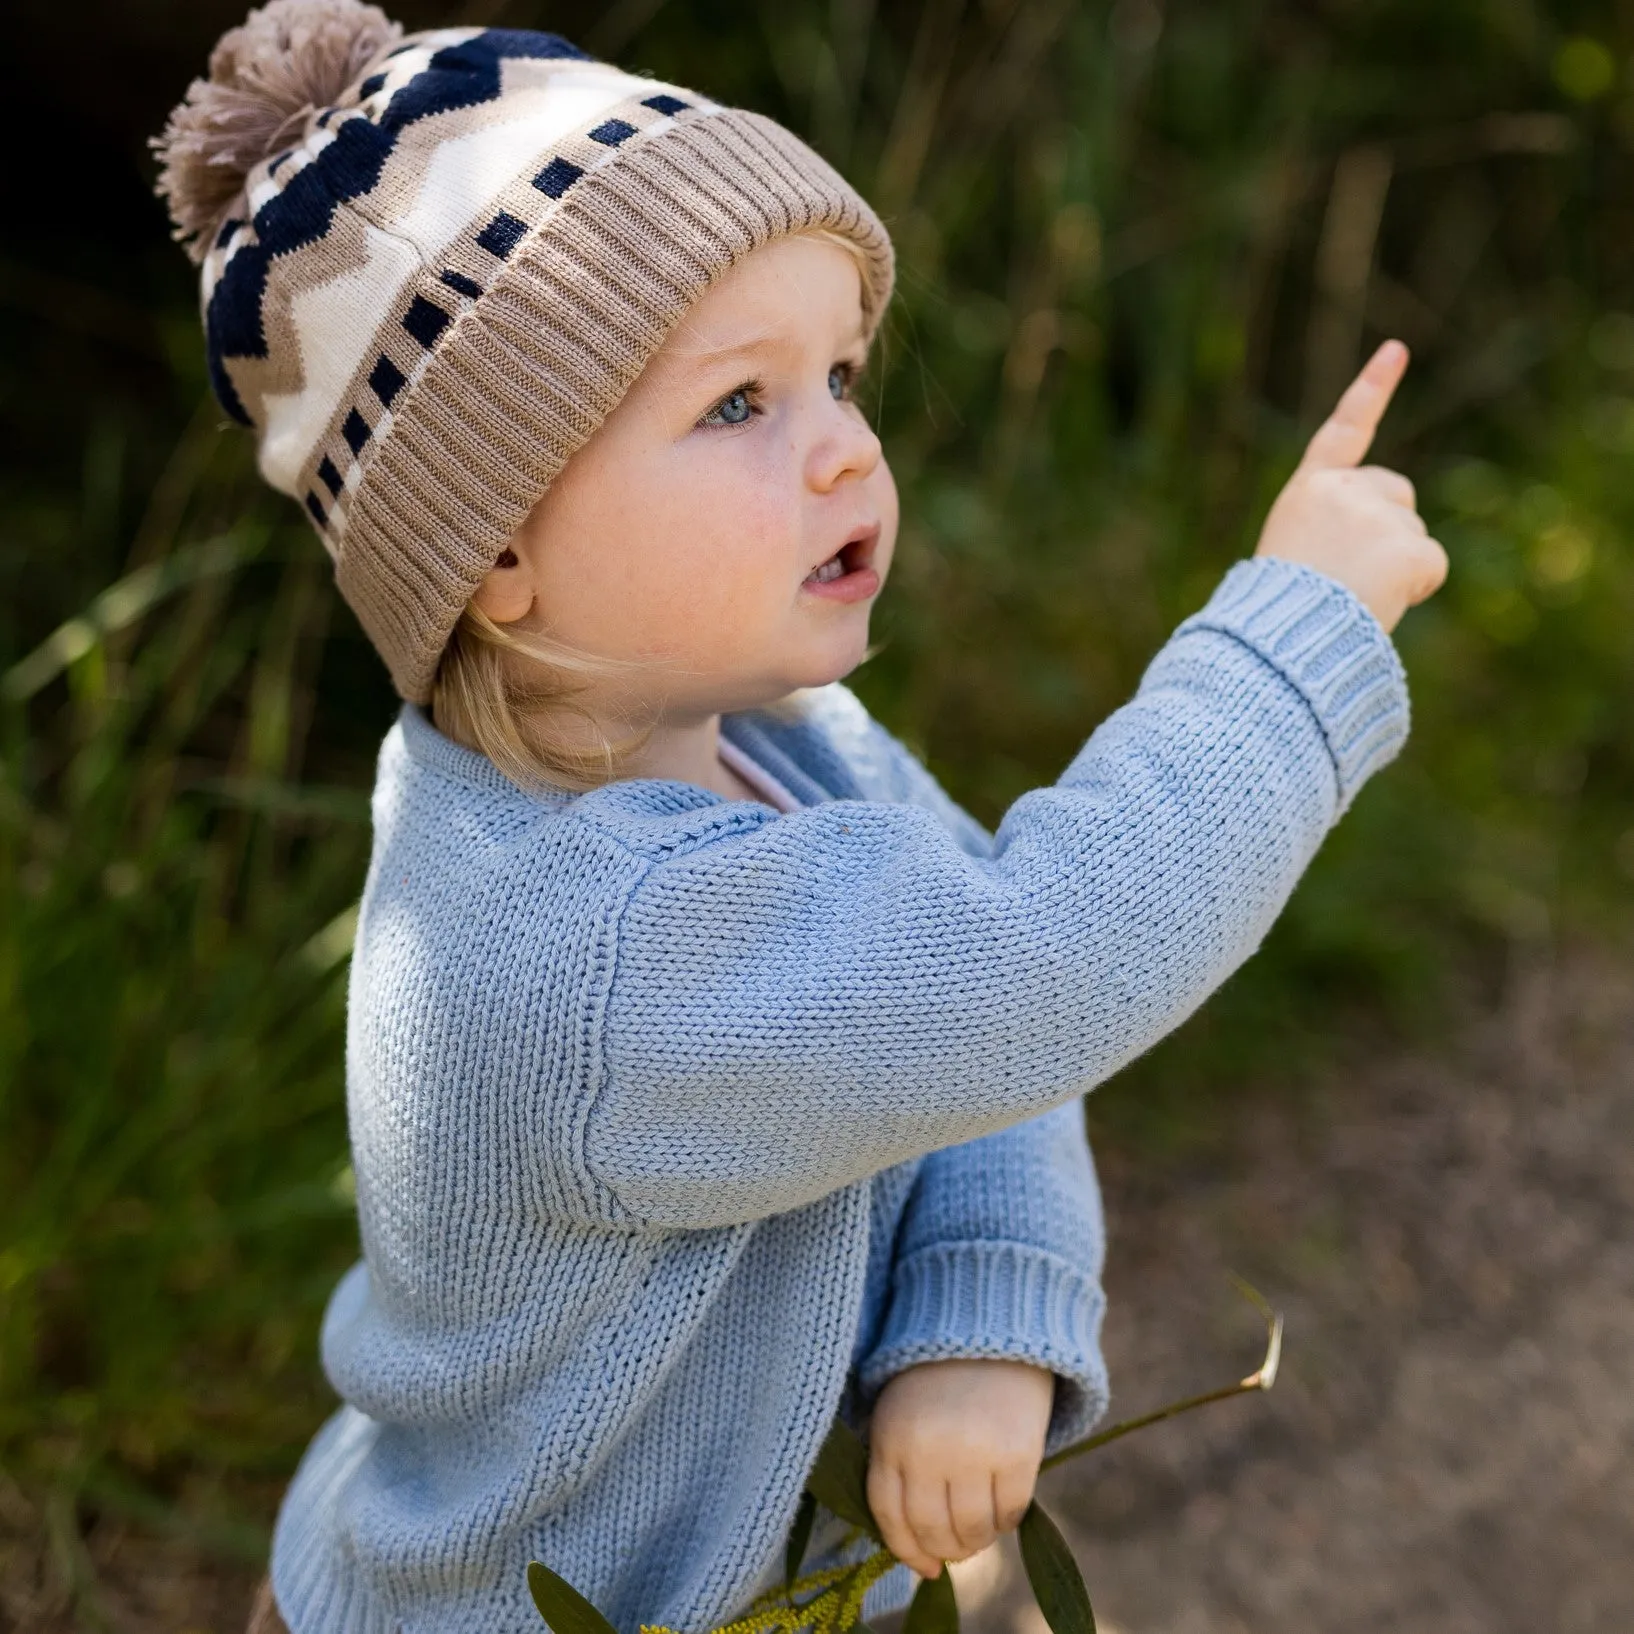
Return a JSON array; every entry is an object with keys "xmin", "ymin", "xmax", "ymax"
[
  {"xmin": 431, "ymin": 607, "xmax": 651, "ymax": 793},
  {"xmin": 430, "ymin": 228, "xmax": 877, "ymax": 792}
]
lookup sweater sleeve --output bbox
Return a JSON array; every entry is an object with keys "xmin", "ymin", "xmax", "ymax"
[
  {"xmin": 590, "ymin": 559, "xmax": 1408, "ymax": 1227},
  {"xmin": 842, "ymin": 700, "xmax": 1107, "ymax": 1448},
  {"xmin": 856, "ymin": 1101, "xmax": 1109, "ymax": 1453}
]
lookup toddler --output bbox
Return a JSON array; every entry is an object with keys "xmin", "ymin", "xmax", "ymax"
[{"xmin": 154, "ymin": 6, "xmax": 1446, "ymax": 1633}]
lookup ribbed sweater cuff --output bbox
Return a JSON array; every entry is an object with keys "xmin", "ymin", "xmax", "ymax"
[
  {"xmin": 1177, "ymin": 557, "xmax": 1410, "ymax": 810},
  {"xmin": 857, "ymin": 1242, "xmax": 1110, "ymax": 1453}
]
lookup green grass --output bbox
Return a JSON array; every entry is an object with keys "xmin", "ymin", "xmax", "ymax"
[
  {"xmin": 3, "ymin": 0, "xmax": 1634, "ymax": 1607},
  {"xmin": 0, "ymin": 472, "xmax": 369, "ymax": 1556}
]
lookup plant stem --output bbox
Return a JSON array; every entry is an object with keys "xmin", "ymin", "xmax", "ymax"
[
  {"xmin": 1042, "ymin": 1379, "xmax": 1257, "ymax": 1470},
  {"xmin": 1041, "ymin": 1286, "xmax": 1283, "ymax": 1472}
]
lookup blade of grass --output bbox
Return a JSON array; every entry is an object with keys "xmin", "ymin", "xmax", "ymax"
[{"xmin": 3, "ymin": 530, "xmax": 262, "ymax": 701}]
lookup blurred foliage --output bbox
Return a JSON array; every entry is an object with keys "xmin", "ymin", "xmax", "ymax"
[{"xmin": 3, "ymin": 0, "xmax": 1634, "ymax": 1602}]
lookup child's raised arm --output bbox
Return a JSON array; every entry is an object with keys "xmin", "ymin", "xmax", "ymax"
[
  {"xmin": 588, "ymin": 569, "xmax": 1372, "ymax": 1224},
  {"xmin": 570, "ymin": 350, "xmax": 1437, "ymax": 1229}
]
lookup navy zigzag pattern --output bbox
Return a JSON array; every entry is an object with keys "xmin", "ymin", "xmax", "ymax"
[{"xmin": 205, "ymin": 29, "xmax": 587, "ymax": 424}]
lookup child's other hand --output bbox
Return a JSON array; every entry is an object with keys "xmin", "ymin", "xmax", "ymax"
[
  {"xmin": 866, "ymin": 1358, "xmax": 1055, "ymax": 1579},
  {"xmin": 1255, "ymin": 339, "xmax": 1448, "ymax": 632}
]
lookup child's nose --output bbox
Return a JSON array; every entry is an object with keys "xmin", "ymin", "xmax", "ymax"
[{"xmin": 806, "ymin": 406, "xmax": 883, "ymax": 493}]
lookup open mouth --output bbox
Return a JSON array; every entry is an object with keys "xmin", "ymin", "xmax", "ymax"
[{"xmin": 803, "ymin": 527, "xmax": 881, "ymax": 596}]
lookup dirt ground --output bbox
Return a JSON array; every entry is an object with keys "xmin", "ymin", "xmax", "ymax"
[{"xmin": 6, "ymin": 947, "xmax": 1634, "ymax": 1632}]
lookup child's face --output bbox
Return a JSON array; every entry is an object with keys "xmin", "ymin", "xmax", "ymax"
[{"xmin": 480, "ymin": 234, "xmax": 898, "ymax": 725}]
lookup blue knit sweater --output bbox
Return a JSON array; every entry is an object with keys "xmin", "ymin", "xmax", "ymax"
[{"xmin": 271, "ymin": 558, "xmax": 1409, "ymax": 1634}]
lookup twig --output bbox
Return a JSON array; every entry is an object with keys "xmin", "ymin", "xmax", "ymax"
[{"xmin": 1041, "ymin": 1278, "xmax": 1283, "ymax": 1472}]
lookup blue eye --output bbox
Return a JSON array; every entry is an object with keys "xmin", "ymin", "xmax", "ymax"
[
  {"xmin": 828, "ymin": 365, "xmax": 850, "ymax": 401},
  {"xmin": 703, "ymin": 387, "xmax": 755, "ymax": 427}
]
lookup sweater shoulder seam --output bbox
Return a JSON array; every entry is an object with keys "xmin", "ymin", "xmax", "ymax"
[{"xmin": 573, "ymin": 835, "xmax": 660, "ymax": 1225}]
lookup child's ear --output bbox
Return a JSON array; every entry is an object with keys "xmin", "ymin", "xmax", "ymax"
[{"xmin": 470, "ymin": 542, "xmax": 534, "ymax": 626}]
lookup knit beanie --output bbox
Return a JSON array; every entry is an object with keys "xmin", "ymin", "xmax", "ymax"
[{"xmin": 154, "ymin": 1, "xmax": 894, "ymax": 702}]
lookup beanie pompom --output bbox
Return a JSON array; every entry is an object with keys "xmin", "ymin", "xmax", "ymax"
[{"xmin": 153, "ymin": 0, "xmax": 403, "ymax": 262}]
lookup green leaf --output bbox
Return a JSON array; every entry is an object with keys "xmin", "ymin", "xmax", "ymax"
[
  {"xmin": 1017, "ymin": 1503, "xmax": 1096, "ymax": 1634},
  {"xmin": 526, "ymin": 1562, "xmax": 621, "ymax": 1634},
  {"xmin": 785, "ymin": 1490, "xmax": 818, "ymax": 1590},
  {"xmin": 902, "ymin": 1565, "xmax": 959, "ymax": 1634},
  {"xmin": 805, "ymin": 1418, "xmax": 880, "ymax": 1539}
]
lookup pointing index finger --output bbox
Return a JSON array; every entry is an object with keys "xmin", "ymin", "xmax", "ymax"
[{"xmin": 1300, "ymin": 340, "xmax": 1410, "ymax": 472}]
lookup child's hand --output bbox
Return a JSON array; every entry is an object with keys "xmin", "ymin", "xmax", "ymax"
[
  {"xmin": 1255, "ymin": 339, "xmax": 1448, "ymax": 632},
  {"xmin": 866, "ymin": 1359, "xmax": 1055, "ymax": 1578}
]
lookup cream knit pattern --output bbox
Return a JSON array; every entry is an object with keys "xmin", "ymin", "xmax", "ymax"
[
  {"xmin": 269, "ymin": 559, "xmax": 1410, "ymax": 1634},
  {"xmin": 157, "ymin": 8, "xmax": 893, "ymax": 701}
]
